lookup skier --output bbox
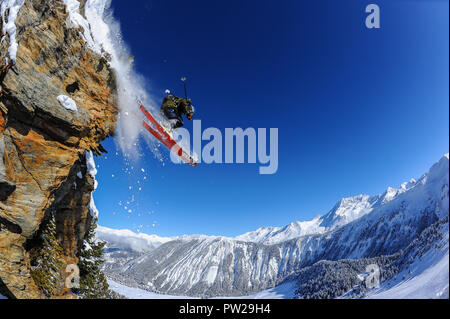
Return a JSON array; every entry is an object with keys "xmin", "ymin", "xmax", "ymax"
[
  {"xmin": 160, "ymin": 77, "xmax": 195, "ymax": 130},
  {"xmin": 160, "ymin": 91, "xmax": 195, "ymax": 130},
  {"xmin": 138, "ymin": 77, "xmax": 198, "ymax": 166}
]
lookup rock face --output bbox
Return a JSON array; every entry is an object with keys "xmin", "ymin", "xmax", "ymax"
[{"xmin": 0, "ymin": 0, "xmax": 117, "ymax": 298}]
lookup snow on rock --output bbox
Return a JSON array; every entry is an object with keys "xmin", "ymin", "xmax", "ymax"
[
  {"xmin": 62, "ymin": 0, "xmax": 98, "ymax": 52},
  {"xmin": 85, "ymin": 150, "xmax": 98, "ymax": 178},
  {"xmin": 63, "ymin": 0, "xmax": 121, "ymax": 56},
  {"xmin": 83, "ymin": 0, "xmax": 114, "ymax": 54},
  {"xmin": 61, "ymin": 0, "xmax": 165, "ymax": 161},
  {"xmin": 87, "ymin": 1, "xmax": 162, "ymax": 158},
  {"xmin": 85, "ymin": 150, "xmax": 99, "ymax": 218},
  {"xmin": 0, "ymin": 0, "xmax": 25, "ymax": 64},
  {"xmin": 56, "ymin": 95, "xmax": 78, "ymax": 112},
  {"xmin": 89, "ymin": 193, "xmax": 99, "ymax": 218}
]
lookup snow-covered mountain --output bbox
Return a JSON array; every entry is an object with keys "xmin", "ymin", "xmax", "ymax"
[
  {"xmin": 100, "ymin": 154, "xmax": 449, "ymax": 298},
  {"xmin": 236, "ymin": 177, "xmax": 422, "ymax": 245}
]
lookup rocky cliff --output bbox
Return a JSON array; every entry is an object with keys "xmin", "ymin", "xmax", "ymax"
[{"xmin": 0, "ymin": 0, "xmax": 117, "ymax": 298}]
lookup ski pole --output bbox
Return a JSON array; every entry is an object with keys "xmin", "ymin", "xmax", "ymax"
[{"xmin": 181, "ymin": 77, "xmax": 188, "ymax": 100}]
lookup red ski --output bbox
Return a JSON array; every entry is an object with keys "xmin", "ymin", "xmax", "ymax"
[{"xmin": 138, "ymin": 101, "xmax": 198, "ymax": 167}]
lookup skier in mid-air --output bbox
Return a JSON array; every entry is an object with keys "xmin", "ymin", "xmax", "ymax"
[
  {"xmin": 138, "ymin": 77, "xmax": 198, "ymax": 166},
  {"xmin": 160, "ymin": 77, "xmax": 195, "ymax": 130},
  {"xmin": 160, "ymin": 91, "xmax": 195, "ymax": 130}
]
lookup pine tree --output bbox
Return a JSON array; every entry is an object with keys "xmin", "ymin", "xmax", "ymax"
[
  {"xmin": 30, "ymin": 213, "xmax": 65, "ymax": 298},
  {"xmin": 76, "ymin": 217, "xmax": 113, "ymax": 299}
]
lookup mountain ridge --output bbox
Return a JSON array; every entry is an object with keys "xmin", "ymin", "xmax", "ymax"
[
  {"xmin": 98, "ymin": 153, "xmax": 449, "ymax": 247},
  {"xmin": 99, "ymin": 153, "xmax": 449, "ymax": 297}
]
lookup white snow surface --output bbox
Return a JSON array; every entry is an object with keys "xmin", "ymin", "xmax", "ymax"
[
  {"xmin": 1, "ymin": 0, "xmax": 25, "ymax": 63},
  {"xmin": 63, "ymin": 0, "xmax": 98, "ymax": 52},
  {"xmin": 235, "ymin": 215, "xmax": 325, "ymax": 245},
  {"xmin": 108, "ymin": 279, "xmax": 296, "ymax": 299},
  {"xmin": 85, "ymin": 150, "xmax": 99, "ymax": 218},
  {"xmin": 89, "ymin": 194, "xmax": 98, "ymax": 218},
  {"xmin": 108, "ymin": 280, "xmax": 196, "ymax": 299},
  {"xmin": 219, "ymin": 281, "xmax": 298, "ymax": 299},
  {"xmin": 56, "ymin": 95, "xmax": 78, "ymax": 112},
  {"xmin": 84, "ymin": 241, "xmax": 92, "ymax": 251},
  {"xmin": 368, "ymin": 252, "xmax": 449, "ymax": 299},
  {"xmin": 366, "ymin": 221, "xmax": 449, "ymax": 299}
]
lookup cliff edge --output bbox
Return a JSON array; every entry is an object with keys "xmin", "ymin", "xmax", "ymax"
[{"xmin": 0, "ymin": 0, "xmax": 117, "ymax": 298}]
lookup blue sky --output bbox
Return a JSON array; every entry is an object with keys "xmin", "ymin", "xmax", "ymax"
[{"xmin": 94, "ymin": 0, "xmax": 449, "ymax": 237}]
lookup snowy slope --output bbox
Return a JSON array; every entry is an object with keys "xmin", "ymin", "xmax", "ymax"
[
  {"xmin": 368, "ymin": 251, "xmax": 448, "ymax": 299},
  {"xmin": 102, "ymin": 154, "xmax": 449, "ymax": 298},
  {"xmin": 108, "ymin": 280, "xmax": 195, "ymax": 299},
  {"xmin": 108, "ymin": 279, "xmax": 297, "ymax": 299},
  {"xmin": 366, "ymin": 219, "xmax": 449, "ymax": 299},
  {"xmin": 219, "ymin": 281, "xmax": 298, "ymax": 299}
]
